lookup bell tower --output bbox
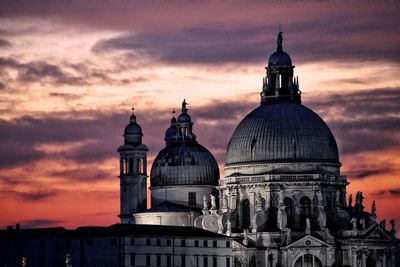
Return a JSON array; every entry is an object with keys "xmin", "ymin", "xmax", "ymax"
[{"xmin": 117, "ymin": 108, "xmax": 148, "ymax": 224}]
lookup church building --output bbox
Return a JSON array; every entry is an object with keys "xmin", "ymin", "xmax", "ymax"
[{"xmin": 118, "ymin": 32, "xmax": 399, "ymax": 266}]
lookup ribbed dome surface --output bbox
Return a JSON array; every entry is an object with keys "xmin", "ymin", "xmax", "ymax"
[
  {"xmin": 225, "ymin": 103, "xmax": 339, "ymax": 165},
  {"xmin": 151, "ymin": 142, "xmax": 219, "ymax": 187}
]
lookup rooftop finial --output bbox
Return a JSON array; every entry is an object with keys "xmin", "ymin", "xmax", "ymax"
[
  {"xmin": 130, "ymin": 104, "xmax": 136, "ymax": 123},
  {"xmin": 172, "ymin": 109, "xmax": 176, "ymax": 118},
  {"xmin": 277, "ymin": 31, "xmax": 283, "ymax": 52},
  {"xmin": 182, "ymin": 99, "xmax": 188, "ymax": 113}
]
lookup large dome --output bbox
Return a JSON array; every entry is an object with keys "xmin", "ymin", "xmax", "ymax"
[
  {"xmin": 225, "ymin": 103, "xmax": 339, "ymax": 165},
  {"xmin": 151, "ymin": 142, "xmax": 219, "ymax": 187}
]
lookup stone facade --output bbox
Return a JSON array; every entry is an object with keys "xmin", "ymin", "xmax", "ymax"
[{"xmin": 125, "ymin": 33, "xmax": 400, "ymax": 266}]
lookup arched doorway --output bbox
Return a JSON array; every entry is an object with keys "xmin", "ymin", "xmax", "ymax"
[
  {"xmin": 366, "ymin": 254, "xmax": 377, "ymax": 267},
  {"xmin": 284, "ymin": 197, "xmax": 293, "ymax": 228},
  {"xmin": 241, "ymin": 199, "xmax": 250, "ymax": 229},
  {"xmin": 293, "ymin": 254, "xmax": 322, "ymax": 267},
  {"xmin": 300, "ymin": 197, "xmax": 311, "ymax": 229}
]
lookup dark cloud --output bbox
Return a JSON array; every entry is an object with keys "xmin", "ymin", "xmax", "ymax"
[
  {"xmin": 345, "ymin": 168, "xmax": 392, "ymax": 180},
  {"xmin": 0, "ymin": 109, "xmax": 168, "ymax": 169},
  {"xmin": 92, "ymin": 26, "xmax": 269, "ymax": 64},
  {"xmin": 92, "ymin": 16, "xmax": 400, "ymax": 65},
  {"xmin": 0, "ymin": 57, "xmax": 143, "ymax": 87},
  {"xmin": 0, "ymin": 57, "xmax": 87, "ymax": 86},
  {"xmin": 19, "ymin": 219, "xmax": 64, "ymax": 228},
  {"xmin": 305, "ymin": 88, "xmax": 400, "ymax": 156},
  {"xmin": 50, "ymin": 168, "xmax": 112, "ymax": 182},
  {"xmin": 49, "ymin": 92, "xmax": 82, "ymax": 101},
  {"xmin": 0, "ymin": 189, "xmax": 60, "ymax": 201},
  {"xmin": 372, "ymin": 188, "xmax": 400, "ymax": 197},
  {"xmin": 0, "ymin": 39, "xmax": 11, "ymax": 47}
]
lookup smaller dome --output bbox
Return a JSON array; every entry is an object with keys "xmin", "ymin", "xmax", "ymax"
[
  {"xmin": 178, "ymin": 113, "xmax": 191, "ymax": 123},
  {"xmin": 124, "ymin": 114, "xmax": 143, "ymax": 135},
  {"xmin": 268, "ymin": 51, "xmax": 292, "ymax": 66},
  {"xmin": 124, "ymin": 122, "xmax": 142, "ymax": 135}
]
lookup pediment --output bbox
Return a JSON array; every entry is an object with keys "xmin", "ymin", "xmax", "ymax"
[
  {"xmin": 284, "ymin": 235, "xmax": 331, "ymax": 249},
  {"xmin": 365, "ymin": 226, "xmax": 392, "ymax": 241}
]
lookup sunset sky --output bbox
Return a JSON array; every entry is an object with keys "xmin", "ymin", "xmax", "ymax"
[{"xmin": 0, "ymin": 1, "xmax": 399, "ymax": 231}]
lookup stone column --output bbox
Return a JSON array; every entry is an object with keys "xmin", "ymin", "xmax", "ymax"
[
  {"xmin": 382, "ymin": 253, "xmax": 386, "ymax": 267},
  {"xmin": 362, "ymin": 251, "xmax": 367, "ymax": 267},
  {"xmin": 265, "ymin": 248, "xmax": 269, "ymax": 267},
  {"xmin": 352, "ymin": 249, "xmax": 357, "ymax": 267},
  {"xmin": 391, "ymin": 253, "xmax": 396, "ymax": 267}
]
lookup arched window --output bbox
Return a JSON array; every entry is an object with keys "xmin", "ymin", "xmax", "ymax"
[
  {"xmin": 138, "ymin": 158, "xmax": 142, "ymax": 174},
  {"xmin": 128, "ymin": 158, "xmax": 134, "ymax": 174},
  {"xmin": 284, "ymin": 197, "xmax": 293, "ymax": 228},
  {"xmin": 123, "ymin": 159, "xmax": 127, "ymax": 174},
  {"xmin": 241, "ymin": 199, "xmax": 250, "ymax": 229},
  {"xmin": 299, "ymin": 197, "xmax": 311, "ymax": 229},
  {"xmin": 294, "ymin": 254, "xmax": 322, "ymax": 267}
]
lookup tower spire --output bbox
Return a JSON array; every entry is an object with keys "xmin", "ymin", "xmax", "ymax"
[{"xmin": 277, "ymin": 31, "xmax": 283, "ymax": 52}]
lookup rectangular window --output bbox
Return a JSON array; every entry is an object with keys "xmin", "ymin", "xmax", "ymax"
[
  {"xmin": 181, "ymin": 240, "xmax": 186, "ymax": 247},
  {"xmin": 157, "ymin": 239, "xmax": 161, "ymax": 246},
  {"xmin": 213, "ymin": 257, "xmax": 217, "ymax": 267},
  {"xmin": 146, "ymin": 255, "xmax": 151, "ymax": 266},
  {"xmin": 157, "ymin": 255, "xmax": 161, "ymax": 266},
  {"xmin": 130, "ymin": 254, "xmax": 135, "ymax": 266},
  {"xmin": 226, "ymin": 257, "xmax": 230, "ymax": 267},
  {"xmin": 39, "ymin": 255, "xmax": 45, "ymax": 266},
  {"xmin": 188, "ymin": 192, "xmax": 196, "ymax": 206},
  {"xmin": 167, "ymin": 255, "xmax": 171, "ymax": 266},
  {"xmin": 146, "ymin": 238, "xmax": 151, "ymax": 246},
  {"xmin": 203, "ymin": 240, "xmax": 208, "ymax": 247},
  {"xmin": 226, "ymin": 241, "xmax": 230, "ymax": 248},
  {"xmin": 130, "ymin": 238, "xmax": 135, "ymax": 245},
  {"xmin": 194, "ymin": 240, "xmax": 199, "ymax": 247},
  {"xmin": 181, "ymin": 255, "xmax": 186, "ymax": 267},
  {"xmin": 167, "ymin": 239, "xmax": 171, "ymax": 246},
  {"xmin": 213, "ymin": 240, "xmax": 217, "ymax": 248},
  {"xmin": 87, "ymin": 239, "xmax": 93, "ymax": 246},
  {"xmin": 204, "ymin": 257, "xmax": 208, "ymax": 267}
]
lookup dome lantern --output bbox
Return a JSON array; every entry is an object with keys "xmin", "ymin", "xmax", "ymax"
[{"xmin": 261, "ymin": 32, "xmax": 301, "ymax": 105}]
